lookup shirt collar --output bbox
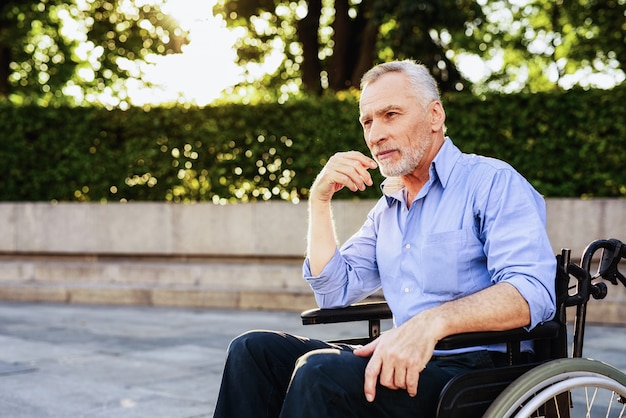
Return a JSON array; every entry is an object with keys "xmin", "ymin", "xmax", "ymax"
[{"xmin": 381, "ymin": 138, "xmax": 461, "ymax": 207}]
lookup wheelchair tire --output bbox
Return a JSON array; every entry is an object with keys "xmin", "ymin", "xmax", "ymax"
[{"xmin": 483, "ymin": 358, "xmax": 626, "ymax": 418}]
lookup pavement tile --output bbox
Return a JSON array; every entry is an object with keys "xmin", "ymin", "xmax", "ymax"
[{"xmin": 0, "ymin": 301, "xmax": 624, "ymax": 418}]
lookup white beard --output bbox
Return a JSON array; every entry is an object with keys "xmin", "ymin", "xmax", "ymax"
[{"xmin": 376, "ymin": 136, "xmax": 431, "ymax": 177}]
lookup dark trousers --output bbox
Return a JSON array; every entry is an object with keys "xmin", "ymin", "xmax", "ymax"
[{"xmin": 213, "ymin": 330, "xmax": 497, "ymax": 418}]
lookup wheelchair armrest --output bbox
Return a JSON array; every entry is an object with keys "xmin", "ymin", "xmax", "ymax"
[
  {"xmin": 435, "ymin": 321, "xmax": 561, "ymax": 350},
  {"xmin": 301, "ymin": 301, "xmax": 561, "ymax": 355},
  {"xmin": 300, "ymin": 301, "xmax": 392, "ymax": 325}
]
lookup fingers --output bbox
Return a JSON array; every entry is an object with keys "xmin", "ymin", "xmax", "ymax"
[
  {"xmin": 360, "ymin": 338, "xmax": 425, "ymax": 402},
  {"xmin": 364, "ymin": 352, "xmax": 419, "ymax": 402},
  {"xmin": 327, "ymin": 152, "xmax": 376, "ymax": 191},
  {"xmin": 388, "ymin": 353, "xmax": 423, "ymax": 397},
  {"xmin": 365, "ymin": 358, "xmax": 423, "ymax": 401},
  {"xmin": 353, "ymin": 339, "xmax": 378, "ymax": 358},
  {"xmin": 338, "ymin": 150, "xmax": 378, "ymax": 170},
  {"xmin": 405, "ymin": 364, "xmax": 422, "ymax": 397},
  {"xmin": 356, "ymin": 340, "xmax": 380, "ymax": 402},
  {"xmin": 311, "ymin": 151, "xmax": 377, "ymax": 200},
  {"xmin": 358, "ymin": 311, "xmax": 439, "ymax": 401},
  {"xmin": 363, "ymin": 354, "xmax": 382, "ymax": 402}
]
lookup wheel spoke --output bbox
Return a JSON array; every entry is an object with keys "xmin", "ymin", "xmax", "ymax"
[{"xmin": 484, "ymin": 359, "xmax": 626, "ymax": 418}]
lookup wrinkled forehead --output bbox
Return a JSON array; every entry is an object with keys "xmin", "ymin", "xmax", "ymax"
[{"xmin": 359, "ymin": 72, "xmax": 415, "ymax": 116}]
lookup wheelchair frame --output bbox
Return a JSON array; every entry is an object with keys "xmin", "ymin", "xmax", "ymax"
[{"xmin": 300, "ymin": 238, "xmax": 626, "ymax": 417}]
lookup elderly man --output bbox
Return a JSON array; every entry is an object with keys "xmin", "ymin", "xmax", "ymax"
[{"xmin": 213, "ymin": 60, "xmax": 556, "ymax": 418}]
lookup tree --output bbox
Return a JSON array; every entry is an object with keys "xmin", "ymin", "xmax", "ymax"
[
  {"xmin": 213, "ymin": 0, "xmax": 485, "ymax": 99},
  {"xmin": 0, "ymin": 0, "xmax": 70, "ymax": 101},
  {"xmin": 451, "ymin": 0, "xmax": 626, "ymax": 93},
  {"xmin": 0, "ymin": 0, "xmax": 188, "ymax": 106},
  {"xmin": 215, "ymin": 0, "xmax": 624, "ymax": 99}
]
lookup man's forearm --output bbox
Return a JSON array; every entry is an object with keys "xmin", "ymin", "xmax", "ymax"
[
  {"xmin": 415, "ymin": 282, "xmax": 531, "ymax": 342},
  {"xmin": 307, "ymin": 199, "xmax": 340, "ymax": 276},
  {"xmin": 306, "ymin": 151, "xmax": 378, "ymax": 276}
]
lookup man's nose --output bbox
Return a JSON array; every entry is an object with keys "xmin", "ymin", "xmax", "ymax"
[{"xmin": 366, "ymin": 121, "xmax": 386, "ymax": 146}]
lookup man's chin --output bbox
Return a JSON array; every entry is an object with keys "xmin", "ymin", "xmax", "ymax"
[{"xmin": 379, "ymin": 165, "xmax": 410, "ymax": 178}]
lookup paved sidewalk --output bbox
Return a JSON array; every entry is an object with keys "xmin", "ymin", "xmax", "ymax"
[{"xmin": 1, "ymin": 302, "xmax": 625, "ymax": 418}]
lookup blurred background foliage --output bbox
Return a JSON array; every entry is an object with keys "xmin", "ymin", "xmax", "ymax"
[
  {"xmin": 0, "ymin": 0, "xmax": 186, "ymax": 108},
  {"xmin": 0, "ymin": 0, "xmax": 624, "ymax": 202},
  {"xmin": 0, "ymin": 0, "xmax": 623, "ymax": 106},
  {"xmin": 1, "ymin": 85, "xmax": 625, "ymax": 203},
  {"xmin": 213, "ymin": 0, "xmax": 625, "ymax": 101}
]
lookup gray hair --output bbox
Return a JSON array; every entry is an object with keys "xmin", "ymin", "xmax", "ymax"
[{"xmin": 360, "ymin": 60, "xmax": 441, "ymax": 108}]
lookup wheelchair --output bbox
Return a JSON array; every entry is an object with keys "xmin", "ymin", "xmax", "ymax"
[{"xmin": 301, "ymin": 238, "xmax": 626, "ymax": 417}]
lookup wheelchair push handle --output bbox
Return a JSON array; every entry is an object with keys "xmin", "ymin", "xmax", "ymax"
[
  {"xmin": 565, "ymin": 238, "xmax": 625, "ymax": 307},
  {"xmin": 583, "ymin": 238, "xmax": 626, "ymax": 288}
]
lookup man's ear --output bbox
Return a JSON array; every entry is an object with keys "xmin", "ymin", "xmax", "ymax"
[{"xmin": 430, "ymin": 101, "xmax": 446, "ymax": 131}]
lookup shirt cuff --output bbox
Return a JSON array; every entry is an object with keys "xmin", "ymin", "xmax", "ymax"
[
  {"xmin": 302, "ymin": 249, "xmax": 348, "ymax": 295},
  {"xmin": 502, "ymin": 275, "xmax": 556, "ymax": 331}
]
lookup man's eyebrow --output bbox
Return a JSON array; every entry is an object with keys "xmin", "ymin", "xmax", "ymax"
[{"xmin": 359, "ymin": 104, "xmax": 401, "ymax": 122}]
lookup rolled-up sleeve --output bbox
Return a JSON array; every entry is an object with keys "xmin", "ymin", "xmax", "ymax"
[
  {"xmin": 303, "ymin": 248, "xmax": 382, "ymax": 308},
  {"xmin": 302, "ymin": 249, "xmax": 347, "ymax": 302}
]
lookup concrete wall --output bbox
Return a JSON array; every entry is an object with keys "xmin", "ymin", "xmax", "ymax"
[{"xmin": 1, "ymin": 199, "xmax": 625, "ymax": 324}]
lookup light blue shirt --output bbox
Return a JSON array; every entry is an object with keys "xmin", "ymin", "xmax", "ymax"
[{"xmin": 303, "ymin": 139, "xmax": 556, "ymax": 354}]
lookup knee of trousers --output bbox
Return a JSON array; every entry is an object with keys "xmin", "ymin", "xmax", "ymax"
[
  {"xmin": 226, "ymin": 330, "xmax": 279, "ymax": 358},
  {"xmin": 292, "ymin": 348, "xmax": 354, "ymax": 386}
]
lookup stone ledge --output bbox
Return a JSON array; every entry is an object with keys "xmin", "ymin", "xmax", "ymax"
[
  {"xmin": 0, "ymin": 282, "xmax": 623, "ymax": 325},
  {"xmin": 0, "ymin": 257, "xmax": 309, "ymax": 292},
  {"xmin": 0, "ymin": 283, "xmax": 320, "ymax": 312},
  {"xmin": 3, "ymin": 199, "xmax": 626, "ymax": 259}
]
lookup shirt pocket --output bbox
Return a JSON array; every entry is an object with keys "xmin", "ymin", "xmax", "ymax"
[{"xmin": 419, "ymin": 228, "xmax": 483, "ymax": 298}]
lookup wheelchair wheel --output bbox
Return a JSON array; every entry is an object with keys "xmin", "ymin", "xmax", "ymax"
[{"xmin": 484, "ymin": 358, "xmax": 626, "ymax": 418}]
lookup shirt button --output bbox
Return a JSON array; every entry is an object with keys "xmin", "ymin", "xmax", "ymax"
[
  {"xmin": 404, "ymin": 287, "xmax": 410, "ymax": 293},
  {"xmin": 405, "ymin": 244, "xmax": 411, "ymax": 249}
]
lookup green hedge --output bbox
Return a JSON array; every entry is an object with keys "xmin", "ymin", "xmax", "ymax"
[{"xmin": 1, "ymin": 85, "xmax": 625, "ymax": 203}]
